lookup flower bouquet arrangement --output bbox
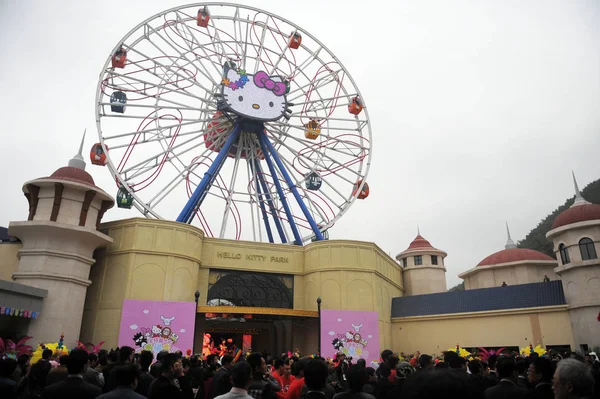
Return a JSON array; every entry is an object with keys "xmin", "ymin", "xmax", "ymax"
[{"xmin": 520, "ymin": 344, "xmax": 546, "ymax": 357}]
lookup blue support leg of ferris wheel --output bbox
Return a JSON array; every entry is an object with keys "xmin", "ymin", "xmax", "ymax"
[
  {"xmin": 253, "ymin": 159, "xmax": 287, "ymax": 244},
  {"xmin": 250, "ymin": 160, "xmax": 275, "ymax": 243},
  {"xmin": 261, "ymin": 134, "xmax": 325, "ymax": 241},
  {"xmin": 257, "ymin": 134, "xmax": 303, "ymax": 245},
  {"xmin": 177, "ymin": 124, "xmax": 242, "ymax": 224}
]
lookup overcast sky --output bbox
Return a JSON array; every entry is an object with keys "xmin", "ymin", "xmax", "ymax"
[{"xmin": 0, "ymin": 0, "xmax": 598, "ymax": 287}]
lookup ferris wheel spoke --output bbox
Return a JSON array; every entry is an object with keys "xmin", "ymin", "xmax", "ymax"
[
  {"xmin": 125, "ymin": 39, "xmax": 216, "ymax": 100},
  {"xmin": 141, "ymin": 23, "xmax": 222, "ymax": 90},
  {"xmin": 289, "ymin": 46, "xmax": 322, "ymax": 80},
  {"xmin": 103, "ymin": 119, "xmax": 203, "ymax": 141},
  {"xmin": 173, "ymin": 11, "xmax": 224, "ymax": 81},
  {"xmin": 287, "ymin": 68, "xmax": 345, "ymax": 101},
  {"xmin": 252, "ymin": 19, "xmax": 270, "ymax": 73},
  {"xmin": 120, "ymin": 132, "xmax": 203, "ymax": 176},
  {"xmin": 107, "ymin": 128, "xmax": 206, "ymax": 150},
  {"xmin": 265, "ymin": 125, "xmax": 366, "ymax": 176}
]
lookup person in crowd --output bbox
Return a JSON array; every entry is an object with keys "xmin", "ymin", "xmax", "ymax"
[
  {"xmin": 102, "ymin": 350, "xmax": 120, "ymax": 384},
  {"xmin": 187, "ymin": 355, "xmax": 204, "ymax": 391},
  {"xmin": 552, "ymin": 358, "xmax": 595, "ymax": 399},
  {"xmin": 356, "ymin": 359, "xmax": 366, "ymax": 369},
  {"xmin": 331, "ymin": 353, "xmax": 349, "ymax": 392},
  {"xmin": 484, "ymin": 355, "xmax": 526, "ymax": 399},
  {"xmin": 444, "ymin": 351, "xmax": 466, "ymax": 373},
  {"xmin": 104, "ymin": 346, "xmax": 135, "ymax": 392},
  {"xmin": 273, "ymin": 358, "xmax": 286, "ymax": 383},
  {"xmin": 389, "ymin": 361, "xmax": 415, "ymax": 398},
  {"xmin": 303, "ymin": 359, "xmax": 331, "ymax": 399},
  {"xmin": 0, "ymin": 358, "xmax": 18, "ymax": 399},
  {"xmin": 98, "ymin": 364, "xmax": 146, "ymax": 399},
  {"xmin": 147, "ymin": 352, "xmax": 192, "ymax": 399},
  {"xmin": 468, "ymin": 359, "xmax": 496, "ymax": 398},
  {"xmin": 46, "ymin": 354, "xmax": 70, "ymax": 386},
  {"xmin": 150, "ymin": 350, "xmax": 169, "ymax": 379},
  {"xmin": 435, "ymin": 361, "xmax": 449, "ymax": 369},
  {"xmin": 526, "ymin": 357, "xmax": 555, "ymax": 399},
  {"xmin": 417, "ymin": 354, "xmax": 434, "ymax": 371},
  {"xmin": 214, "ymin": 361, "xmax": 254, "ymax": 399},
  {"xmin": 375, "ymin": 363, "xmax": 393, "ymax": 399},
  {"xmin": 85, "ymin": 353, "xmax": 105, "ymax": 388},
  {"xmin": 280, "ymin": 358, "xmax": 296, "ymax": 394},
  {"xmin": 96, "ymin": 350, "xmax": 109, "ymax": 374},
  {"xmin": 248, "ymin": 352, "xmax": 280, "ymax": 399},
  {"xmin": 488, "ymin": 355, "xmax": 499, "ymax": 381},
  {"xmin": 203, "ymin": 354, "xmax": 219, "ymax": 399},
  {"xmin": 43, "ymin": 348, "xmax": 102, "ymax": 399},
  {"xmin": 410, "ymin": 369, "xmax": 477, "ymax": 398},
  {"xmin": 332, "ymin": 364, "xmax": 374, "ymax": 399},
  {"xmin": 209, "ymin": 355, "xmax": 234, "ymax": 399},
  {"xmin": 29, "ymin": 348, "xmax": 53, "ymax": 396},
  {"xmin": 137, "ymin": 350, "xmax": 155, "ymax": 396},
  {"xmin": 361, "ymin": 367, "xmax": 379, "ymax": 398},
  {"xmin": 516, "ymin": 359, "xmax": 529, "ymax": 389},
  {"xmin": 287, "ymin": 360, "xmax": 306, "ymax": 399},
  {"xmin": 386, "ymin": 356, "xmax": 399, "ymax": 382}
]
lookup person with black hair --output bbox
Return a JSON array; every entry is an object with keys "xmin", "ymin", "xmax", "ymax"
[
  {"xmin": 46, "ymin": 354, "xmax": 70, "ymax": 386},
  {"xmin": 208, "ymin": 355, "xmax": 235, "ymax": 399},
  {"xmin": 417, "ymin": 354, "xmax": 434, "ymax": 371},
  {"xmin": 150, "ymin": 350, "xmax": 169, "ymax": 379},
  {"xmin": 488, "ymin": 355, "xmax": 499, "ymax": 381},
  {"xmin": 526, "ymin": 357, "xmax": 554, "ymax": 399},
  {"xmin": 516, "ymin": 359, "xmax": 529, "ymax": 389},
  {"xmin": 467, "ymin": 359, "xmax": 496, "ymax": 398},
  {"xmin": 247, "ymin": 352, "xmax": 281, "ymax": 399},
  {"xmin": 0, "ymin": 358, "xmax": 18, "ymax": 399},
  {"xmin": 332, "ymin": 364, "xmax": 375, "ymax": 399},
  {"xmin": 188, "ymin": 355, "xmax": 203, "ymax": 391},
  {"xmin": 104, "ymin": 346, "xmax": 136, "ymax": 393},
  {"xmin": 147, "ymin": 352, "xmax": 191, "ymax": 399},
  {"xmin": 137, "ymin": 350, "xmax": 155, "ymax": 397},
  {"xmin": 29, "ymin": 348, "xmax": 54, "ymax": 396},
  {"xmin": 97, "ymin": 364, "xmax": 145, "ymax": 399},
  {"xmin": 43, "ymin": 348, "xmax": 102, "ymax": 399},
  {"xmin": 214, "ymin": 361, "xmax": 254, "ymax": 399},
  {"xmin": 375, "ymin": 363, "xmax": 393, "ymax": 399},
  {"xmin": 484, "ymin": 356, "xmax": 526, "ymax": 399},
  {"xmin": 287, "ymin": 359, "xmax": 306, "ymax": 399},
  {"xmin": 85, "ymin": 353, "xmax": 105, "ymax": 388},
  {"xmin": 361, "ymin": 367, "xmax": 379, "ymax": 398},
  {"xmin": 302, "ymin": 359, "xmax": 332, "ymax": 399}
]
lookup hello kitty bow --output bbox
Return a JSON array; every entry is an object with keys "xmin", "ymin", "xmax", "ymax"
[{"xmin": 253, "ymin": 71, "xmax": 286, "ymax": 96}]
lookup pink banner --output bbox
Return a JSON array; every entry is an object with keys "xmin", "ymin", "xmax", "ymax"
[
  {"xmin": 320, "ymin": 310, "xmax": 379, "ymax": 362},
  {"xmin": 118, "ymin": 300, "xmax": 196, "ymax": 356}
]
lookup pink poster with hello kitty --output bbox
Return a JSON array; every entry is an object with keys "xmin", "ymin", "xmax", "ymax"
[
  {"xmin": 118, "ymin": 300, "xmax": 196, "ymax": 356},
  {"xmin": 320, "ymin": 310, "xmax": 379, "ymax": 363}
]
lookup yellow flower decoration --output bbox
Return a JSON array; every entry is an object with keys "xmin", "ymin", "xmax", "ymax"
[
  {"xmin": 447, "ymin": 347, "xmax": 472, "ymax": 359},
  {"xmin": 31, "ymin": 343, "xmax": 70, "ymax": 364},
  {"xmin": 521, "ymin": 345, "xmax": 546, "ymax": 356}
]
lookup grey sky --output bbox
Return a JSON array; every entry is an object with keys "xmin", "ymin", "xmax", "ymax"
[{"xmin": 0, "ymin": 0, "xmax": 598, "ymax": 287}]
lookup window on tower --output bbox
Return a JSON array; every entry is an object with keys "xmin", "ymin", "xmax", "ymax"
[
  {"xmin": 414, "ymin": 255, "xmax": 422, "ymax": 266},
  {"xmin": 579, "ymin": 237, "xmax": 597, "ymax": 260},
  {"xmin": 559, "ymin": 243, "xmax": 570, "ymax": 265},
  {"xmin": 402, "ymin": 258, "xmax": 407, "ymax": 267},
  {"xmin": 431, "ymin": 255, "xmax": 438, "ymax": 265}
]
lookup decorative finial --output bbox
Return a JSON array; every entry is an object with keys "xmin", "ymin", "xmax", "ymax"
[
  {"xmin": 571, "ymin": 171, "xmax": 588, "ymax": 207},
  {"xmin": 417, "ymin": 225, "xmax": 420, "ymax": 236},
  {"xmin": 68, "ymin": 129, "xmax": 87, "ymax": 170},
  {"xmin": 505, "ymin": 222, "xmax": 517, "ymax": 249}
]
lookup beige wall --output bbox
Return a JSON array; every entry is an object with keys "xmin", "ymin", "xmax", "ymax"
[
  {"xmin": 83, "ymin": 218, "xmax": 403, "ymax": 352},
  {"xmin": 391, "ymin": 306, "xmax": 575, "ymax": 355},
  {"xmin": 403, "ymin": 266, "xmax": 447, "ymax": 296},
  {"xmin": 0, "ymin": 243, "xmax": 21, "ymax": 281},
  {"xmin": 462, "ymin": 261, "xmax": 558, "ymax": 290},
  {"xmin": 548, "ymin": 220, "xmax": 600, "ymax": 348}
]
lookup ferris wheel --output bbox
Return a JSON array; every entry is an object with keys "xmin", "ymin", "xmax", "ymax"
[{"xmin": 94, "ymin": 3, "xmax": 372, "ymax": 245}]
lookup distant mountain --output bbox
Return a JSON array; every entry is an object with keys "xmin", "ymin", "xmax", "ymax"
[{"xmin": 518, "ymin": 178, "xmax": 600, "ymax": 257}]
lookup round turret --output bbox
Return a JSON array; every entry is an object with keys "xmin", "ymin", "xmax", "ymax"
[{"xmin": 396, "ymin": 233, "xmax": 447, "ymax": 296}]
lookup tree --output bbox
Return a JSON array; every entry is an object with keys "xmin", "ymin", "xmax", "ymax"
[
  {"xmin": 518, "ymin": 179, "xmax": 600, "ymax": 257},
  {"xmin": 448, "ymin": 281, "xmax": 465, "ymax": 292}
]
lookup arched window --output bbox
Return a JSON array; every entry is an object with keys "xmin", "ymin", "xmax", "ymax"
[
  {"xmin": 579, "ymin": 238, "xmax": 597, "ymax": 260},
  {"xmin": 559, "ymin": 243, "xmax": 570, "ymax": 265}
]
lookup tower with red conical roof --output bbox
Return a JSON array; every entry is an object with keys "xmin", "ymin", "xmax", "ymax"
[
  {"xmin": 396, "ymin": 231, "xmax": 448, "ymax": 296},
  {"xmin": 546, "ymin": 173, "xmax": 600, "ymax": 350},
  {"xmin": 8, "ymin": 131, "xmax": 114, "ymax": 348}
]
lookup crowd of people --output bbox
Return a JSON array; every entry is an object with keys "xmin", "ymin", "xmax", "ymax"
[{"xmin": 0, "ymin": 345, "xmax": 598, "ymax": 399}]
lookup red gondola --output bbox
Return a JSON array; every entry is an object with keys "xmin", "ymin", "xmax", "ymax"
[
  {"xmin": 111, "ymin": 47, "xmax": 127, "ymax": 69},
  {"xmin": 352, "ymin": 180, "xmax": 369, "ymax": 200},
  {"xmin": 197, "ymin": 7, "xmax": 210, "ymax": 27},
  {"xmin": 348, "ymin": 96, "xmax": 363, "ymax": 115},
  {"xmin": 90, "ymin": 143, "xmax": 108, "ymax": 166},
  {"xmin": 288, "ymin": 31, "xmax": 302, "ymax": 49}
]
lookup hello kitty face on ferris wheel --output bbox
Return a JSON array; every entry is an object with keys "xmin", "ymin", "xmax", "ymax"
[{"xmin": 221, "ymin": 65, "xmax": 288, "ymax": 122}]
